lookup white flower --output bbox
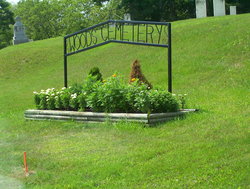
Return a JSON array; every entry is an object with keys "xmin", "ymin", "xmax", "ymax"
[
  {"xmin": 33, "ymin": 91, "xmax": 38, "ymax": 94},
  {"xmin": 71, "ymin": 93, "xmax": 77, "ymax": 99},
  {"xmin": 62, "ymin": 87, "xmax": 66, "ymax": 90},
  {"xmin": 172, "ymin": 94, "xmax": 176, "ymax": 96}
]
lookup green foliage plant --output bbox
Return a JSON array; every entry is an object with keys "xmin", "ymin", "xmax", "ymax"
[
  {"xmin": 83, "ymin": 75, "xmax": 103, "ymax": 111},
  {"xmin": 54, "ymin": 88, "xmax": 71, "ymax": 110},
  {"xmin": 92, "ymin": 74, "xmax": 130, "ymax": 112},
  {"xmin": 69, "ymin": 93, "xmax": 79, "ymax": 110},
  {"xmin": 55, "ymin": 95, "xmax": 63, "ymax": 110},
  {"xmin": 33, "ymin": 74, "xmax": 179, "ymax": 113},
  {"xmin": 78, "ymin": 93, "xmax": 87, "ymax": 111},
  {"xmin": 126, "ymin": 79, "xmax": 148, "ymax": 112},
  {"xmin": 148, "ymin": 90, "xmax": 179, "ymax": 113},
  {"xmin": 83, "ymin": 75, "xmax": 102, "ymax": 95},
  {"xmin": 173, "ymin": 93, "xmax": 188, "ymax": 109},
  {"xmin": 39, "ymin": 94, "xmax": 47, "ymax": 110},
  {"xmin": 88, "ymin": 67, "xmax": 103, "ymax": 82},
  {"xmin": 33, "ymin": 92, "xmax": 41, "ymax": 109}
]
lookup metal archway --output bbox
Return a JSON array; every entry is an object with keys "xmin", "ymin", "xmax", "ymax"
[{"xmin": 64, "ymin": 20, "xmax": 172, "ymax": 92}]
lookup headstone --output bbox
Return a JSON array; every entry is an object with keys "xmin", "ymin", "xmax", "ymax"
[
  {"xmin": 230, "ymin": 6, "xmax": 237, "ymax": 15},
  {"xmin": 213, "ymin": 0, "xmax": 226, "ymax": 16},
  {"xmin": 196, "ymin": 0, "xmax": 207, "ymax": 18},
  {"xmin": 124, "ymin": 13, "xmax": 131, "ymax": 21},
  {"xmin": 13, "ymin": 16, "xmax": 29, "ymax": 45}
]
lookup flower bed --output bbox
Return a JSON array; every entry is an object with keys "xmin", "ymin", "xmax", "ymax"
[
  {"xmin": 33, "ymin": 74, "xmax": 186, "ymax": 114},
  {"xmin": 27, "ymin": 73, "xmax": 195, "ymax": 124}
]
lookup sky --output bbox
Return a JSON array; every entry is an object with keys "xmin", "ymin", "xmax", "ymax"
[{"xmin": 7, "ymin": 0, "xmax": 20, "ymax": 4}]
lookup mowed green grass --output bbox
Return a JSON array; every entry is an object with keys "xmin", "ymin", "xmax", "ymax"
[{"xmin": 0, "ymin": 14, "xmax": 249, "ymax": 188}]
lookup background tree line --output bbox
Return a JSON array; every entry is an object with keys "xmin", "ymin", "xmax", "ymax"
[
  {"xmin": 0, "ymin": 0, "xmax": 14, "ymax": 48},
  {"xmin": 0, "ymin": 0, "xmax": 249, "ymax": 49}
]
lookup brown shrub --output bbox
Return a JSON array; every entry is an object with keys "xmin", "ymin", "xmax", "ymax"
[{"xmin": 129, "ymin": 59, "xmax": 152, "ymax": 89}]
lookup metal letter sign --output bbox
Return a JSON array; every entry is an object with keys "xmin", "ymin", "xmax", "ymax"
[{"xmin": 64, "ymin": 20, "xmax": 172, "ymax": 92}]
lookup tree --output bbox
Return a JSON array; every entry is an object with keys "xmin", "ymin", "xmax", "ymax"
[
  {"xmin": 13, "ymin": 0, "xmax": 125, "ymax": 40},
  {"xmin": 14, "ymin": 0, "xmax": 62, "ymax": 40},
  {"xmin": 121, "ymin": 0, "xmax": 195, "ymax": 21},
  {"xmin": 225, "ymin": 0, "xmax": 250, "ymax": 14},
  {"xmin": 0, "ymin": 0, "xmax": 14, "ymax": 49}
]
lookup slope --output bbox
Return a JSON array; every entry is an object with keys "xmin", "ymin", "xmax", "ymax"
[{"xmin": 0, "ymin": 14, "xmax": 249, "ymax": 188}]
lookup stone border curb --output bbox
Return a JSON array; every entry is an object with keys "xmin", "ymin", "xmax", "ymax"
[{"xmin": 24, "ymin": 109, "xmax": 197, "ymax": 124}]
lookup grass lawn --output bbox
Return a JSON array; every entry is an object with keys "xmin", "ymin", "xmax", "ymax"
[{"xmin": 0, "ymin": 14, "xmax": 249, "ymax": 188}]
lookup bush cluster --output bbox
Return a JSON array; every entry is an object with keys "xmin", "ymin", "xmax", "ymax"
[{"xmin": 33, "ymin": 74, "xmax": 185, "ymax": 113}]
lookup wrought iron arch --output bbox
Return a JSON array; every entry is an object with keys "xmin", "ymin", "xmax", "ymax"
[{"xmin": 64, "ymin": 20, "xmax": 172, "ymax": 92}]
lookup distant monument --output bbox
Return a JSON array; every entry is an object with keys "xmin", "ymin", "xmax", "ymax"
[
  {"xmin": 213, "ymin": 0, "xmax": 226, "ymax": 16},
  {"xmin": 13, "ymin": 16, "xmax": 29, "ymax": 45},
  {"xmin": 196, "ymin": 0, "xmax": 207, "ymax": 18},
  {"xmin": 195, "ymin": 0, "xmax": 236, "ymax": 18},
  {"xmin": 124, "ymin": 13, "xmax": 131, "ymax": 21},
  {"xmin": 230, "ymin": 6, "xmax": 237, "ymax": 15}
]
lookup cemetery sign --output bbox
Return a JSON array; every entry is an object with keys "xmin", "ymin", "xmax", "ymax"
[{"xmin": 64, "ymin": 20, "xmax": 172, "ymax": 92}]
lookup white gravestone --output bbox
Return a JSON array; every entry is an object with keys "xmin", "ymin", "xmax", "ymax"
[
  {"xmin": 13, "ymin": 17, "xmax": 29, "ymax": 45},
  {"xmin": 196, "ymin": 0, "xmax": 207, "ymax": 18},
  {"xmin": 124, "ymin": 13, "xmax": 131, "ymax": 21},
  {"xmin": 230, "ymin": 6, "xmax": 237, "ymax": 15},
  {"xmin": 213, "ymin": 0, "xmax": 226, "ymax": 16}
]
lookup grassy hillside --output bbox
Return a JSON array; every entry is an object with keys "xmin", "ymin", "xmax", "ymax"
[{"xmin": 0, "ymin": 14, "xmax": 249, "ymax": 188}]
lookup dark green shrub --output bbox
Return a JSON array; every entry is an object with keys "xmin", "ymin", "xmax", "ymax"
[{"xmin": 89, "ymin": 67, "xmax": 103, "ymax": 81}]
